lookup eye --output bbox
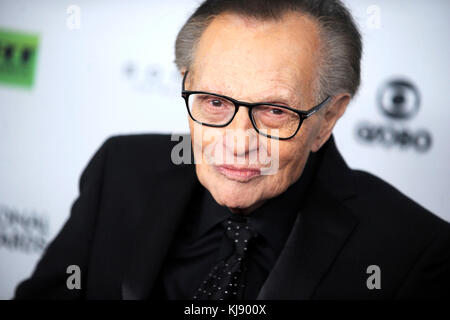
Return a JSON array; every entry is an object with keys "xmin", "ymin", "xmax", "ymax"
[
  {"xmin": 210, "ymin": 99, "xmax": 223, "ymax": 107},
  {"xmin": 269, "ymin": 107, "xmax": 285, "ymax": 115}
]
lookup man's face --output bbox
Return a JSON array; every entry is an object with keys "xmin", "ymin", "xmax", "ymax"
[{"xmin": 186, "ymin": 12, "xmax": 325, "ymax": 213}]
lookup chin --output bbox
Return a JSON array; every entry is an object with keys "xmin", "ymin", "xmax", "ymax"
[
  {"xmin": 214, "ymin": 192, "xmax": 257, "ymax": 211},
  {"xmin": 208, "ymin": 179, "xmax": 266, "ymax": 210}
]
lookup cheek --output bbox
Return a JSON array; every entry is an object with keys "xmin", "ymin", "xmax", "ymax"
[
  {"xmin": 191, "ymin": 126, "xmax": 222, "ymax": 184},
  {"xmin": 278, "ymin": 136, "xmax": 307, "ymax": 166},
  {"xmin": 190, "ymin": 121, "xmax": 213, "ymax": 164},
  {"xmin": 275, "ymin": 135, "xmax": 311, "ymax": 180}
]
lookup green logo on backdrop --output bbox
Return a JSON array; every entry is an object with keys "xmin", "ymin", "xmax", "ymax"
[{"xmin": 0, "ymin": 29, "xmax": 39, "ymax": 88}]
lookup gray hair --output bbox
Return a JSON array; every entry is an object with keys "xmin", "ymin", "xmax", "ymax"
[{"xmin": 175, "ymin": 0, "xmax": 362, "ymax": 100}]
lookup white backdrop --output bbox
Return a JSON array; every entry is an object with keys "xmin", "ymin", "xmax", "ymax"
[{"xmin": 0, "ymin": 0, "xmax": 449, "ymax": 299}]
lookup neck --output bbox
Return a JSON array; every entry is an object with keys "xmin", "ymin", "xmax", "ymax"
[{"xmin": 228, "ymin": 199, "xmax": 266, "ymax": 215}]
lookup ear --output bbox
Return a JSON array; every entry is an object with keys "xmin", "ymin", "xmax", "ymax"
[{"xmin": 310, "ymin": 93, "xmax": 351, "ymax": 152}]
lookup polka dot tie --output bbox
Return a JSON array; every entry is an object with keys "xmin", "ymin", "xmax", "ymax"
[{"xmin": 192, "ymin": 215, "xmax": 258, "ymax": 300}]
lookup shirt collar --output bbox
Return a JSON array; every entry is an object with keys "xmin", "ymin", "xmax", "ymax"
[{"xmin": 191, "ymin": 187, "xmax": 231, "ymax": 240}]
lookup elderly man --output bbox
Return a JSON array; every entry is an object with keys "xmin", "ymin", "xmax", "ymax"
[{"xmin": 15, "ymin": 0, "xmax": 450, "ymax": 300}]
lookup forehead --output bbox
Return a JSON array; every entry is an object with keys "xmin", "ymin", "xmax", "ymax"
[{"xmin": 191, "ymin": 12, "xmax": 321, "ymax": 99}]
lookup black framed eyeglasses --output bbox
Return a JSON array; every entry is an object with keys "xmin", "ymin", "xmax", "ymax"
[{"xmin": 181, "ymin": 70, "xmax": 331, "ymax": 140}]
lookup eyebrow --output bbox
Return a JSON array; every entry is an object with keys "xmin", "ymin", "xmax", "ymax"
[
  {"xmin": 194, "ymin": 86, "xmax": 302, "ymax": 108},
  {"xmin": 258, "ymin": 93, "xmax": 300, "ymax": 106}
]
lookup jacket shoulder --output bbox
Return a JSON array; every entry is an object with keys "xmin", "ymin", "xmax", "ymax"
[
  {"xmin": 349, "ymin": 169, "xmax": 450, "ymax": 238},
  {"xmin": 101, "ymin": 133, "xmax": 191, "ymax": 173},
  {"xmin": 105, "ymin": 133, "xmax": 180, "ymax": 153}
]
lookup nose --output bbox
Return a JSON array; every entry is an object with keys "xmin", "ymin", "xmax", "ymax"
[
  {"xmin": 223, "ymin": 107, "xmax": 259, "ymax": 158},
  {"xmin": 229, "ymin": 106, "xmax": 254, "ymax": 131}
]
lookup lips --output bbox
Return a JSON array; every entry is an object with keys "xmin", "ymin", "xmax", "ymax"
[{"xmin": 215, "ymin": 164, "xmax": 261, "ymax": 182}]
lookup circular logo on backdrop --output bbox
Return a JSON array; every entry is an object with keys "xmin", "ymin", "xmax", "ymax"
[
  {"xmin": 356, "ymin": 77, "xmax": 432, "ymax": 153},
  {"xmin": 377, "ymin": 79, "xmax": 420, "ymax": 120}
]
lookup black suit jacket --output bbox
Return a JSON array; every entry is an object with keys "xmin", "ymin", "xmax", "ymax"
[{"xmin": 14, "ymin": 134, "xmax": 450, "ymax": 299}]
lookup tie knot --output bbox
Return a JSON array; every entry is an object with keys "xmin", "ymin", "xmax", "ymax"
[{"xmin": 221, "ymin": 216, "xmax": 258, "ymax": 256}]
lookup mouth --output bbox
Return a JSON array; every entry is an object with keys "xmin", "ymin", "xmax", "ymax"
[{"xmin": 215, "ymin": 164, "xmax": 262, "ymax": 182}]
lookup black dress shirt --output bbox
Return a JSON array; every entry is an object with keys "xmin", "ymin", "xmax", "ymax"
[{"xmin": 149, "ymin": 150, "xmax": 320, "ymax": 300}]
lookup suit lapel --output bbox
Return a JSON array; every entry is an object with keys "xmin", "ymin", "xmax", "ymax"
[
  {"xmin": 121, "ymin": 163, "xmax": 199, "ymax": 300},
  {"xmin": 256, "ymin": 181, "xmax": 358, "ymax": 299},
  {"xmin": 257, "ymin": 135, "xmax": 359, "ymax": 299}
]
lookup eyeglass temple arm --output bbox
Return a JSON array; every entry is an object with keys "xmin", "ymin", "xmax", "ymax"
[
  {"xmin": 304, "ymin": 96, "xmax": 332, "ymax": 118},
  {"xmin": 181, "ymin": 70, "xmax": 189, "ymax": 92}
]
